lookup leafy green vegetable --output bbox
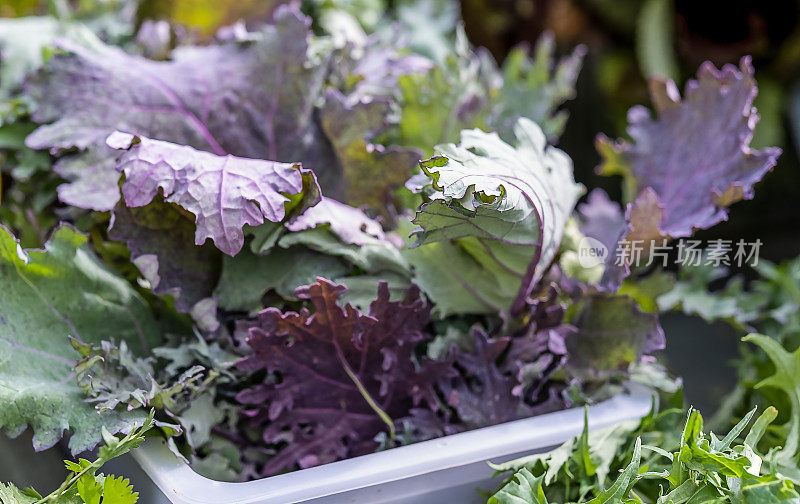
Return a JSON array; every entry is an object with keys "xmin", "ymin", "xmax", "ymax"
[
  {"xmin": 408, "ymin": 118, "xmax": 582, "ymax": 315},
  {"xmin": 0, "ymin": 225, "xmax": 159, "ymax": 454},
  {"xmin": 0, "ymin": 12, "xmax": 122, "ymax": 99},
  {"xmin": 564, "ymin": 292, "xmax": 664, "ymax": 380},
  {"xmin": 319, "ymin": 90, "xmax": 422, "ymax": 209},
  {"xmin": 743, "ymin": 334, "xmax": 800, "ymax": 468},
  {"xmin": 489, "ymin": 406, "xmax": 799, "ymax": 504},
  {"xmin": 488, "ymin": 34, "xmax": 585, "ymax": 142},
  {"xmin": 395, "ymin": 25, "xmax": 585, "ymax": 151},
  {"xmin": 488, "ymin": 468, "xmax": 549, "ymax": 504},
  {"xmin": 657, "ymin": 261, "xmax": 752, "ymax": 327},
  {"xmin": 0, "ymin": 411, "xmax": 152, "ymax": 504},
  {"xmin": 660, "ymin": 256, "xmax": 800, "ymax": 448}
]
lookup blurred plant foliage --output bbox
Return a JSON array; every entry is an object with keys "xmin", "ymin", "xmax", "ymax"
[{"xmin": 657, "ymin": 256, "xmax": 800, "ymax": 440}]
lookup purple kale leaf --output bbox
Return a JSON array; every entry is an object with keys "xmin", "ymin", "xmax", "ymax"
[
  {"xmin": 24, "ymin": 4, "xmax": 335, "ymax": 210},
  {"xmin": 502, "ymin": 282, "xmax": 570, "ymax": 407},
  {"xmin": 235, "ymin": 278, "xmax": 452, "ymax": 476},
  {"xmin": 439, "ymin": 330, "xmax": 534, "ymax": 428},
  {"xmin": 564, "ymin": 292, "xmax": 665, "ymax": 381},
  {"xmin": 504, "ymin": 327, "xmax": 570, "ymax": 406},
  {"xmin": 596, "ymin": 57, "xmax": 780, "ymax": 239},
  {"xmin": 286, "ymin": 197, "xmax": 387, "ymax": 246},
  {"xmin": 109, "ymin": 199, "xmax": 221, "ymax": 313},
  {"xmin": 107, "ymin": 131, "xmax": 319, "ymax": 257}
]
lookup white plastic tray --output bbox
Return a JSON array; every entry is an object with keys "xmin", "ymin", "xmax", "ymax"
[{"xmin": 133, "ymin": 386, "xmax": 653, "ymax": 504}]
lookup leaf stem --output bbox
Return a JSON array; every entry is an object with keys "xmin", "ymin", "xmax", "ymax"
[
  {"xmin": 333, "ymin": 342, "xmax": 396, "ymax": 442},
  {"xmin": 35, "ymin": 460, "xmax": 100, "ymax": 504}
]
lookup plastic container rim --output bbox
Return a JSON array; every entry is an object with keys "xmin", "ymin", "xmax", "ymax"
[{"xmin": 133, "ymin": 384, "xmax": 655, "ymax": 504}]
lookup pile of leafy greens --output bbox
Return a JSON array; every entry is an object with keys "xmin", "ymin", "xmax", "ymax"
[{"xmin": 0, "ymin": 0, "xmax": 782, "ymax": 492}]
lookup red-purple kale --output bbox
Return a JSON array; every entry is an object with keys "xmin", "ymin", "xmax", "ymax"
[{"xmin": 236, "ymin": 278, "xmax": 454, "ymax": 475}]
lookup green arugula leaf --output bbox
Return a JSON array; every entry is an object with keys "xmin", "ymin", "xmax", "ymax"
[
  {"xmin": 680, "ymin": 410, "xmax": 750, "ymax": 478},
  {"xmin": 0, "ymin": 483, "xmax": 40, "ymax": 504},
  {"xmin": 744, "ymin": 406, "xmax": 778, "ymax": 450},
  {"xmin": 744, "ymin": 334, "xmax": 800, "ymax": 466},
  {"xmin": 586, "ymin": 437, "xmax": 642, "ymax": 504},
  {"xmin": 711, "ymin": 407, "xmax": 756, "ymax": 452},
  {"xmin": 488, "ymin": 468, "xmax": 550, "ymax": 504},
  {"xmin": 488, "ymin": 403, "xmax": 800, "ymax": 504}
]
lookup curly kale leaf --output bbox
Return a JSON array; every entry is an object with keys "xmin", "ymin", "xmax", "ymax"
[
  {"xmin": 487, "ymin": 33, "xmax": 586, "ymax": 142},
  {"xmin": 104, "ymin": 130, "xmax": 319, "ymax": 322},
  {"xmin": 107, "ymin": 131, "xmax": 319, "ymax": 257},
  {"xmin": 597, "ymin": 58, "xmax": 780, "ymax": 240},
  {"xmin": 236, "ymin": 278, "xmax": 453, "ymax": 476},
  {"xmin": 396, "ymin": 29, "xmax": 585, "ymax": 152},
  {"xmin": 71, "ymin": 338, "xmax": 207, "ymax": 414},
  {"xmin": 24, "ymin": 4, "xmax": 334, "ymax": 211},
  {"xmin": 407, "ymin": 118, "xmax": 582, "ymax": 316},
  {"xmin": 440, "ymin": 330, "xmax": 535, "ymax": 428},
  {"xmin": 0, "ymin": 225, "xmax": 158, "ymax": 454}
]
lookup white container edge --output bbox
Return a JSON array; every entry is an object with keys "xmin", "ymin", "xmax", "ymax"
[{"xmin": 133, "ymin": 384, "xmax": 654, "ymax": 504}]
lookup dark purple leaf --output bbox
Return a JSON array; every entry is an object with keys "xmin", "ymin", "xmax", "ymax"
[
  {"xmin": 503, "ymin": 282, "xmax": 571, "ymax": 404},
  {"xmin": 236, "ymin": 278, "xmax": 452, "ymax": 475},
  {"xmin": 440, "ymin": 330, "xmax": 534, "ymax": 428}
]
